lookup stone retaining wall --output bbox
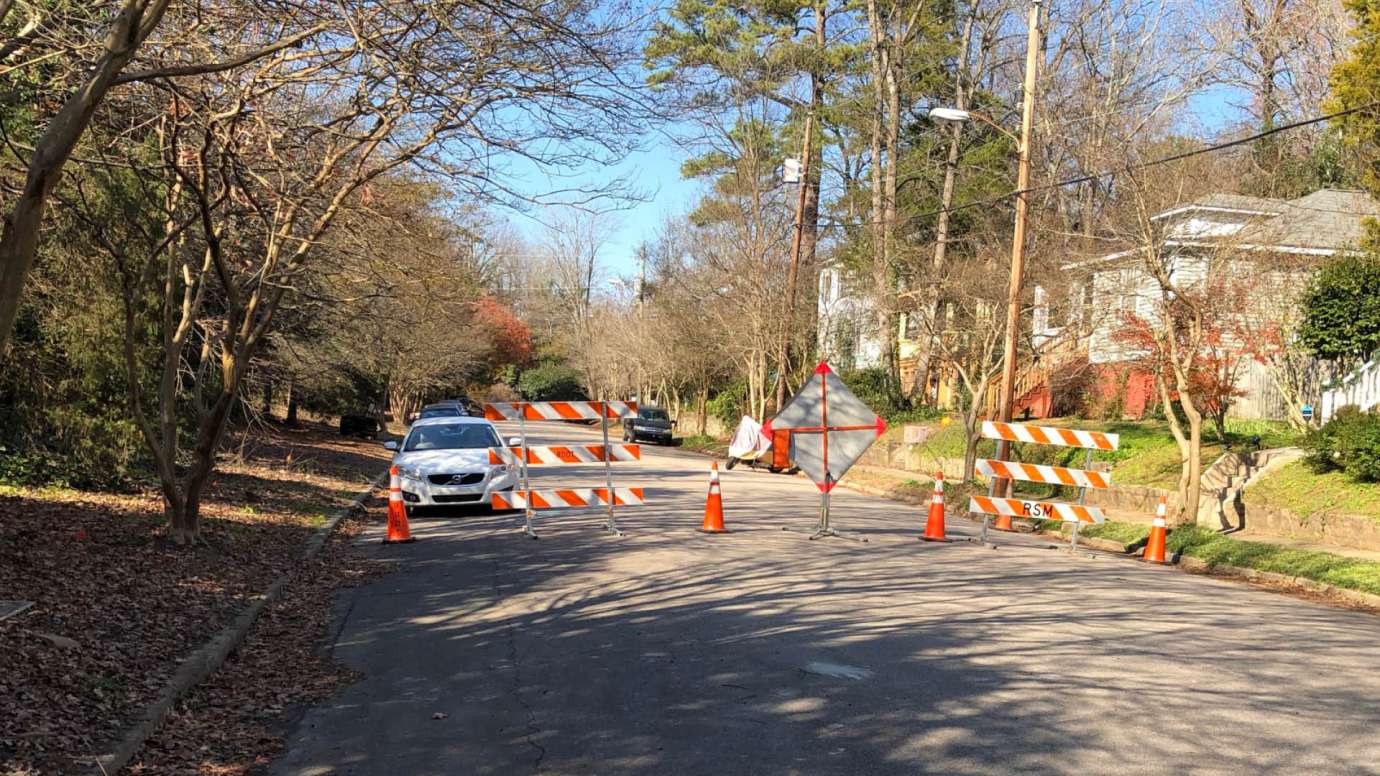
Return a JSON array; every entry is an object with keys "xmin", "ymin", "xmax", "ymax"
[{"xmin": 1239, "ymin": 503, "xmax": 1380, "ymax": 553}]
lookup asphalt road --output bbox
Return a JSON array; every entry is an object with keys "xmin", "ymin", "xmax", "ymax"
[{"xmin": 274, "ymin": 421, "xmax": 1380, "ymax": 775}]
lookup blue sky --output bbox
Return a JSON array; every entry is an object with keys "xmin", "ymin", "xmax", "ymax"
[
  {"xmin": 506, "ymin": 143, "xmax": 703, "ymax": 279},
  {"xmin": 503, "ymin": 84, "xmax": 1248, "ymax": 281}
]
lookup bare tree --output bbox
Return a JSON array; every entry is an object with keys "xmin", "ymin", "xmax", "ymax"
[
  {"xmin": 80, "ymin": 0, "xmax": 645, "ymax": 542},
  {"xmin": 0, "ymin": 0, "xmax": 326, "ymax": 355},
  {"xmin": 1113, "ymin": 172, "xmax": 1250, "ymax": 523}
]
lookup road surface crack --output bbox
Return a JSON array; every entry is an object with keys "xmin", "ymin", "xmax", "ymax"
[{"xmin": 495, "ymin": 560, "xmax": 546, "ymax": 772}]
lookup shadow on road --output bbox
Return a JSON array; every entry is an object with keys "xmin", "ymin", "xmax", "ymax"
[{"xmin": 274, "ymin": 439, "xmax": 1380, "ymax": 775}]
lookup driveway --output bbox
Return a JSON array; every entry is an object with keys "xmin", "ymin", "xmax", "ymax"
[{"xmin": 274, "ymin": 421, "xmax": 1380, "ymax": 775}]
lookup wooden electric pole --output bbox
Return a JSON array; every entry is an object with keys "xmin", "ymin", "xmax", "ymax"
[{"xmin": 994, "ymin": 0, "xmax": 1042, "ymax": 496}]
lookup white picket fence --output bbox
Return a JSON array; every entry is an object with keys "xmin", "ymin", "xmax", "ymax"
[{"xmin": 1319, "ymin": 353, "xmax": 1380, "ymax": 422}]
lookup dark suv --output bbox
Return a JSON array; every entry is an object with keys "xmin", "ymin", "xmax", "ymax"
[
  {"xmin": 623, "ymin": 406, "xmax": 674, "ymax": 445},
  {"xmin": 409, "ymin": 399, "xmax": 480, "ymax": 424}
]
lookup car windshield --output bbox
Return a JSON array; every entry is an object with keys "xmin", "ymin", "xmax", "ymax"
[
  {"xmin": 640, "ymin": 409, "xmax": 669, "ymax": 421},
  {"xmin": 404, "ymin": 423, "xmax": 499, "ymax": 451},
  {"xmin": 419, "ymin": 406, "xmax": 461, "ymax": 418}
]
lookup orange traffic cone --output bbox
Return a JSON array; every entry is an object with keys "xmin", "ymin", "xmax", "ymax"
[
  {"xmin": 920, "ymin": 471, "xmax": 949, "ymax": 542},
  {"xmin": 1144, "ymin": 495, "xmax": 1167, "ymax": 563},
  {"xmin": 699, "ymin": 461, "xmax": 729, "ymax": 533},
  {"xmin": 383, "ymin": 465, "xmax": 416, "ymax": 544}
]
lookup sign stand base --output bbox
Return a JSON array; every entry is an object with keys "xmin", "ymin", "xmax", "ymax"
[{"xmin": 781, "ymin": 488, "xmax": 868, "ymax": 543}]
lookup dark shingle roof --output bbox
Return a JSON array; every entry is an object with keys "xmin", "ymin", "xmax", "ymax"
[
  {"xmin": 1191, "ymin": 193, "xmax": 1285, "ymax": 214},
  {"xmin": 1235, "ymin": 189, "xmax": 1380, "ymax": 251}
]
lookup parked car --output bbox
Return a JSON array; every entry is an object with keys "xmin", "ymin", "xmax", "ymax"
[
  {"xmin": 443, "ymin": 396, "xmax": 483, "ymax": 416},
  {"xmin": 383, "ymin": 416, "xmax": 518, "ymax": 512},
  {"xmin": 409, "ymin": 401, "xmax": 469, "ymax": 424},
  {"xmin": 622, "ymin": 406, "xmax": 675, "ymax": 445},
  {"xmin": 339, "ymin": 413, "xmax": 380, "ymax": 439}
]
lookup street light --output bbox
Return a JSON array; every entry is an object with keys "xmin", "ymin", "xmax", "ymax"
[
  {"xmin": 926, "ymin": 108, "xmax": 1019, "ymax": 143},
  {"xmin": 930, "ymin": 0, "xmax": 1042, "ymax": 503}
]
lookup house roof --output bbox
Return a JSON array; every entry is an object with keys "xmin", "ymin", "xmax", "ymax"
[
  {"xmin": 1066, "ymin": 188, "xmax": 1380, "ymax": 271},
  {"xmin": 1235, "ymin": 189, "xmax": 1380, "ymax": 251},
  {"xmin": 1152, "ymin": 193, "xmax": 1284, "ymax": 222}
]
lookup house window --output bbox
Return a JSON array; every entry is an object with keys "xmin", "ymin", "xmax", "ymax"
[
  {"xmin": 820, "ymin": 270, "xmax": 833, "ymax": 302},
  {"xmin": 905, "ymin": 311, "xmax": 921, "ymax": 339},
  {"xmin": 1047, "ymin": 295, "xmax": 1067, "ymax": 330}
]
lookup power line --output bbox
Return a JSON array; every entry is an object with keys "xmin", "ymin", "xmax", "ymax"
[{"xmin": 897, "ymin": 101, "xmax": 1380, "ymax": 227}]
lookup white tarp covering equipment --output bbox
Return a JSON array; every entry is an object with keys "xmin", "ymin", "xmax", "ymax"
[{"xmin": 728, "ymin": 415, "xmax": 772, "ymax": 460}]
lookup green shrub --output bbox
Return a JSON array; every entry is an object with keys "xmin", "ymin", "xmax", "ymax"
[
  {"xmin": 1304, "ymin": 406, "xmax": 1380, "ymax": 482},
  {"xmin": 838, "ymin": 366, "xmax": 933, "ymax": 421},
  {"xmin": 516, "ymin": 361, "xmax": 586, "ymax": 401},
  {"xmin": 706, "ymin": 384, "xmax": 744, "ymax": 427},
  {"xmin": 1298, "ymin": 251, "xmax": 1380, "ymax": 362}
]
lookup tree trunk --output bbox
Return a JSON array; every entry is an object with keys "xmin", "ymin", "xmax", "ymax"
[
  {"xmin": 1182, "ymin": 397, "xmax": 1204, "ymax": 522},
  {"xmin": 913, "ymin": 16, "xmax": 970, "ymax": 400},
  {"xmin": 1158, "ymin": 372, "xmax": 1197, "ymax": 525},
  {"xmin": 0, "ymin": 0, "xmax": 169, "ymax": 355},
  {"xmin": 696, "ymin": 386, "xmax": 708, "ymax": 436},
  {"xmin": 262, "ymin": 381, "xmax": 273, "ymax": 418},
  {"xmin": 286, "ymin": 380, "xmax": 299, "ymax": 426},
  {"xmin": 963, "ymin": 411, "xmax": 980, "ymax": 482}
]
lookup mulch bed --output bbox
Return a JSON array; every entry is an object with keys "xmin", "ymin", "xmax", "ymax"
[{"xmin": 0, "ymin": 423, "xmax": 391, "ymax": 775}]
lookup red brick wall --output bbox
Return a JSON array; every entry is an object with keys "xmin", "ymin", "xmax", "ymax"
[{"xmin": 1091, "ymin": 363, "xmax": 1156, "ymax": 418}]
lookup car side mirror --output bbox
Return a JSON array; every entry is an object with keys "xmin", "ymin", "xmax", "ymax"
[
  {"xmin": 507, "ymin": 436, "xmax": 522, "ymax": 447},
  {"xmin": 383, "ymin": 440, "xmax": 398, "ymax": 451}
]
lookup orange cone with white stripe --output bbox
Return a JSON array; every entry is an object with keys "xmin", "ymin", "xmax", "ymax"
[
  {"xmin": 383, "ymin": 465, "xmax": 416, "ymax": 544},
  {"xmin": 1144, "ymin": 495, "xmax": 1167, "ymax": 563},
  {"xmin": 920, "ymin": 472, "xmax": 949, "ymax": 542},
  {"xmin": 699, "ymin": 461, "xmax": 728, "ymax": 533}
]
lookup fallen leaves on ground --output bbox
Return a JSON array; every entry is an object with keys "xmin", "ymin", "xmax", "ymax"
[
  {"xmin": 125, "ymin": 507, "xmax": 395, "ymax": 775},
  {"xmin": 0, "ymin": 423, "xmax": 391, "ymax": 775}
]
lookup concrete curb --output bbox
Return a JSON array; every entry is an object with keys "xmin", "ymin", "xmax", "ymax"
[
  {"xmin": 1031, "ymin": 528, "xmax": 1380, "ymax": 613},
  {"xmin": 1175, "ymin": 555, "xmax": 1380, "ymax": 612},
  {"xmin": 91, "ymin": 470, "xmax": 389, "ymax": 775}
]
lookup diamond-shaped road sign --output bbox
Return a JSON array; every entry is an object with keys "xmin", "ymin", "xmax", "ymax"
[{"xmin": 763, "ymin": 362, "xmax": 886, "ymax": 492}]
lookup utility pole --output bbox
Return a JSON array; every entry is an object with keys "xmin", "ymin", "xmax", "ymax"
[
  {"xmin": 636, "ymin": 244, "xmax": 647, "ymax": 309},
  {"xmin": 774, "ymin": 3, "xmax": 825, "ymax": 413},
  {"xmin": 994, "ymin": 0, "xmax": 1041, "ymax": 497},
  {"xmin": 778, "ymin": 110, "xmax": 814, "ymax": 412}
]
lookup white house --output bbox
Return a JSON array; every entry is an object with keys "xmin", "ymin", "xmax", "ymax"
[
  {"xmin": 1033, "ymin": 189, "xmax": 1379, "ymax": 420},
  {"xmin": 817, "ymin": 262, "xmax": 883, "ymax": 371}
]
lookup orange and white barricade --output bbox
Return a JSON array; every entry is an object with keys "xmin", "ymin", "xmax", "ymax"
[
  {"xmin": 489, "ymin": 444, "xmax": 641, "ymax": 466},
  {"xmin": 975, "ymin": 421, "xmax": 1118, "ymax": 550},
  {"xmin": 484, "ymin": 400, "xmax": 646, "ymax": 538},
  {"xmin": 485, "ymin": 401, "xmax": 637, "ymax": 422},
  {"xmin": 974, "ymin": 459, "xmax": 1111, "ymax": 489},
  {"xmin": 981, "ymin": 421, "xmax": 1118, "ymax": 451},
  {"xmin": 492, "ymin": 487, "xmax": 646, "ymax": 511},
  {"xmin": 967, "ymin": 496, "xmax": 1105, "ymax": 524}
]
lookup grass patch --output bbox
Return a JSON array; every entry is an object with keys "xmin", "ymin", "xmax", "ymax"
[
  {"xmin": 1080, "ymin": 520, "xmax": 1152, "ymax": 546},
  {"xmin": 889, "ymin": 416, "xmax": 1300, "ymax": 490},
  {"xmin": 676, "ymin": 434, "xmax": 724, "ymax": 454},
  {"xmin": 1030, "ymin": 518, "xmax": 1151, "ymax": 551},
  {"xmin": 1244, "ymin": 460, "xmax": 1380, "ymax": 522},
  {"xmin": 1029, "ymin": 517, "xmax": 1380, "ymax": 596},
  {"xmin": 1168, "ymin": 525, "xmax": 1380, "ymax": 596}
]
